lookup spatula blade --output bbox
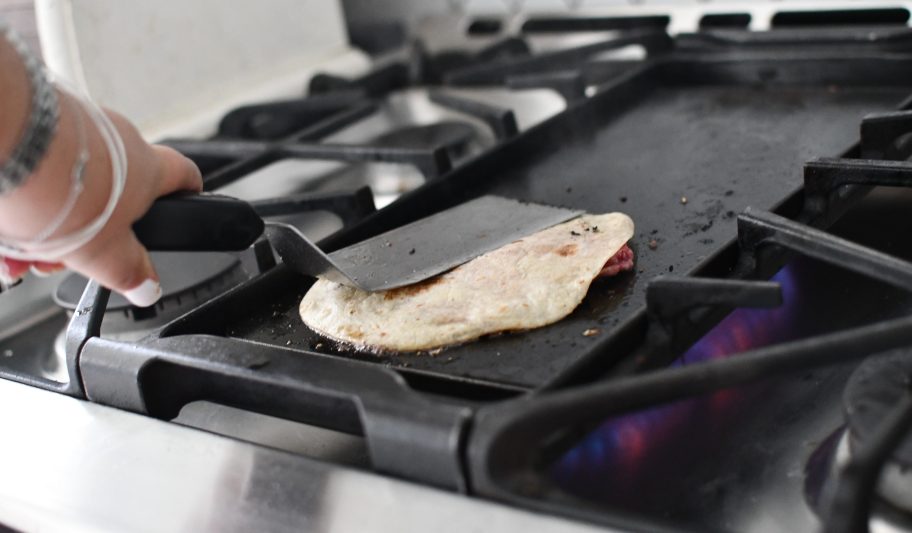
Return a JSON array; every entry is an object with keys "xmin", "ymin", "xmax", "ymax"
[{"xmin": 327, "ymin": 196, "xmax": 582, "ymax": 292}]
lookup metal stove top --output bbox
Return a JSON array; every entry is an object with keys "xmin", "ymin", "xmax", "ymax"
[{"xmin": 7, "ymin": 5, "xmax": 912, "ymax": 533}]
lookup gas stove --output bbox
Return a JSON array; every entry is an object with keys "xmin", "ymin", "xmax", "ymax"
[{"xmin": 6, "ymin": 4, "xmax": 912, "ymax": 532}]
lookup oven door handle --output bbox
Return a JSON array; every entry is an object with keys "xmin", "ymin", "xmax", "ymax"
[{"xmin": 133, "ymin": 193, "xmax": 265, "ymax": 251}]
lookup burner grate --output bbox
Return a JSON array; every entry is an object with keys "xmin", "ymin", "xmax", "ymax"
[
  {"xmin": 169, "ymin": 138, "xmax": 454, "ymax": 190},
  {"xmin": 443, "ymin": 30, "xmax": 671, "ymax": 86},
  {"xmin": 468, "ymin": 106, "xmax": 912, "ymax": 533}
]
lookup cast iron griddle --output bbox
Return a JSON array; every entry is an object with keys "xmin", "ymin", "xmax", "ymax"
[{"xmin": 181, "ymin": 66, "xmax": 912, "ymax": 390}]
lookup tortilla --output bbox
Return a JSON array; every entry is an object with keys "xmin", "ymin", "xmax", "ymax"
[{"xmin": 299, "ymin": 213, "xmax": 634, "ymax": 352}]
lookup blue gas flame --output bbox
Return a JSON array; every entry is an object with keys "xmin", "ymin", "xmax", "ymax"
[{"xmin": 553, "ymin": 265, "xmax": 800, "ymax": 486}]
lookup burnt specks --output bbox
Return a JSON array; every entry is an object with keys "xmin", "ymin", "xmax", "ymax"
[
  {"xmin": 409, "ymin": 248, "xmax": 416, "ymax": 255},
  {"xmin": 570, "ymin": 230, "xmax": 581, "ymax": 236},
  {"xmin": 578, "ymin": 222, "xmax": 600, "ymax": 234}
]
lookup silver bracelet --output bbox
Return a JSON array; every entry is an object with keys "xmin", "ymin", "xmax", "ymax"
[{"xmin": 0, "ymin": 21, "xmax": 59, "ymax": 195}]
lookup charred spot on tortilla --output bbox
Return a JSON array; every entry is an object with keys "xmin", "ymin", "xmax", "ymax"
[
  {"xmin": 299, "ymin": 213, "xmax": 635, "ymax": 352},
  {"xmin": 556, "ymin": 243, "xmax": 578, "ymax": 257},
  {"xmin": 382, "ymin": 275, "xmax": 445, "ymax": 300}
]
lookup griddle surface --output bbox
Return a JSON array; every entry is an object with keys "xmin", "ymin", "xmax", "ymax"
[{"xmin": 228, "ymin": 84, "xmax": 909, "ymax": 389}]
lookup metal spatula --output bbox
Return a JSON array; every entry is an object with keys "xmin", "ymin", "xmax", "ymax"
[{"xmin": 133, "ymin": 194, "xmax": 581, "ymax": 292}]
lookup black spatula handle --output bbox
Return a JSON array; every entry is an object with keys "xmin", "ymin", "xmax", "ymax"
[{"xmin": 133, "ymin": 193, "xmax": 265, "ymax": 251}]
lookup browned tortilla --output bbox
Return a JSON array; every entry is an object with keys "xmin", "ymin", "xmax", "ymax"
[{"xmin": 299, "ymin": 213, "xmax": 634, "ymax": 351}]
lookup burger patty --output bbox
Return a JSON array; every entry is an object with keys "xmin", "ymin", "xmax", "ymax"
[{"xmin": 598, "ymin": 244, "xmax": 634, "ymax": 277}]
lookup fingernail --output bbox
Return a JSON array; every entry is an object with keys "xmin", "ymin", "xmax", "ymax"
[
  {"xmin": 123, "ymin": 279, "xmax": 162, "ymax": 307},
  {"xmin": 0, "ymin": 260, "xmax": 22, "ymax": 285},
  {"xmin": 30, "ymin": 265, "xmax": 53, "ymax": 278},
  {"xmin": 31, "ymin": 262, "xmax": 65, "ymax": 277}
]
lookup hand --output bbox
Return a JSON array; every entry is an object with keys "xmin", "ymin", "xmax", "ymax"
[
  {"xmin": 0, "ymin": 100, "xmax": 202, "ymax": 306},
  {"xmin": 61, "ymin": 110, "xmax": 202, "ymax": 305}
]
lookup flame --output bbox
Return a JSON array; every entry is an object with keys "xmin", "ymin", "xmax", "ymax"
[{"xmin": 552, "ymin": 265, "xmax": 800, "ymax": 494}]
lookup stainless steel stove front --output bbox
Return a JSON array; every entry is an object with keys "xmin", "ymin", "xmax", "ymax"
[{"xmin": 0, "ymin": 378, "xmax": 603, "ymax": 533}]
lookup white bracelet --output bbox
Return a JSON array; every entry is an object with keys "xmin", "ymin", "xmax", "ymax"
[
  {"xmin": 0, "ymin": 90, "xmax": 127, "ymax": 262},
  {"xmin": 27, "ymin": 91, "xmax": 89, "ymax": 243}
]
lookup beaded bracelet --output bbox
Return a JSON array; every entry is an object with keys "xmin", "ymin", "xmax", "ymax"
[{"xmin": 0, "ymin": 22, "xmax": 58, "ymax": 195}]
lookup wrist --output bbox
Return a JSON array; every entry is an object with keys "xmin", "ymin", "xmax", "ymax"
[
  {"xmin": 0, "ymin": 89, "xmax": 112, "ymax": 244},
  {"xmin": 0, "ymin": 36, "xmax": 30, "ymax": 166},
  {"xmin": 0, "ymin": 24, "xmax": 58, "ymax": 195}
]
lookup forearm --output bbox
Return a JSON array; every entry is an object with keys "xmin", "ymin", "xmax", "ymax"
[{"xmin": 0, "ymin": 36, "xmax": 30, "ymax": 161}]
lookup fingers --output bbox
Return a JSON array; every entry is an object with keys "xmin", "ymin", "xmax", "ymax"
[
  {"xmin": 2, "ymin": 112, "xmax": 199, "ymax": 303},
  {"xmin": 0, "ymin": 110, "xmax": 196, "ymax": 302},
  {"xmin": 0, "ymin": 258, "xmax": 64, "ymax": 283},
  {"xmin": 0, "ymin": 257, "xmax": 29, "ymax": 284},
  {"xmin": 66, "ymin": 231, "xmax": 161, "ymax": 307},
  {"xmin": 153, "ymin": 145, "xmax": 203, "ymax": 196}
]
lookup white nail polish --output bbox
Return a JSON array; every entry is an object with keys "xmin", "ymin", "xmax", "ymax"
[
  {"xmin": 29, "ymin": 265, "xmax": 52, "ymax": 278},
  {"xmin": 123, "ymin": 279, "xmax": 162, "ymax": 307}
]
